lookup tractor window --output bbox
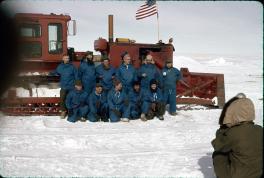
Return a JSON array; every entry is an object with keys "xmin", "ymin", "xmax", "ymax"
[
  {"xmin": 48, "ymin": 23, "xmax": 63, "ymax": 54},
  {"xmin": 20, "ymin": 24, "xmax": 41, "ymax": 38},
  {"xmin": 21, "ymin": 42, "xmax": 42, "ymax": 58}
]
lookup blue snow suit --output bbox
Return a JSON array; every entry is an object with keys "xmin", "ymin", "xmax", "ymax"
[
  {"xmin": 107, "ymin": 88, "xmax": 130, "ymax": 122},
  {"xmin": 138, "ymin": 64, "xmax": 161, "ymax": 90},
  {"xmin": 128, "ymin": 89, "xmax": 144, "ymax": 119},
  {"xmin": 116, "ymin": 63, "xmax": 137, "ymax": 94},
  {"xmin": 87, "ymin": 90, "xmax": 108, "ymax": 122},
  {"xmin": 50, "ymin": 62, "xmax": 79, "ymax": 90},
  {"xmin": 142, "ymin": 88, "xmax": 164, "ymax": 114},
  {"xmin": 95, "ymin": 64, "xmax": 116, "ymax": 93},
  {"xmin": 78, "ymin": 60, "xmax": 96, "ymax": 94},
  {"xmin": 161, "ymin": 67, "xmax": 181, "ymax": 113},
  {"xmin": 66, "ymin": 89, "xmax": 89, "ymax": 123}
]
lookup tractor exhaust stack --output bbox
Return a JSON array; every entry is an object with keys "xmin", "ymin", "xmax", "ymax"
[{"xmin": 108, "ymin": 15, "xmax": 114, "ymax": 43}]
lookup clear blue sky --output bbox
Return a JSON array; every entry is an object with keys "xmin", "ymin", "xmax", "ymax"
[{"xmin": 2, "ymin": 0, "xmax": 263, "ymax": 57}]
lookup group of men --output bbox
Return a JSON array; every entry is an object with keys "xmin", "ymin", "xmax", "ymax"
[{"xmin": 50, "ymin": 51, "xmax": 182, "ymax": 123}]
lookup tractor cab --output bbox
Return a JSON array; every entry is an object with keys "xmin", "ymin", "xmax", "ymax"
[{"xmin": 15, "ymin": 13, "xmax": 76, "ymax": 72}]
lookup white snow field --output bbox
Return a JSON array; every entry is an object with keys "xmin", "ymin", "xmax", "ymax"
[{"xmin": 0, "ymin": 55, "xmax": 262, "ymax": 177}]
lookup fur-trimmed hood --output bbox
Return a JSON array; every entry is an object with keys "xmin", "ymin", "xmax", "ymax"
[{"xmin": 221, "ymin": 93, "xmax": 255, "ymax": 128}]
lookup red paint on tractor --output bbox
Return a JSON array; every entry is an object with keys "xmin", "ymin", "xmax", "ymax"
[{"xmin": 0, "ymin": 13, "xmax": 225, "ymax": 116}]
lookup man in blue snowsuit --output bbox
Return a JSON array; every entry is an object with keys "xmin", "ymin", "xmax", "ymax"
[
  {"xmin": 138, "ymin": 54, "xmax": 161, "ymax": 90},
  {"xmin": 128, "ymin": 81, "xmax": 144, "ymax": 119},
  {"xmin": 78, "ymin": 51, "xmax": 96, "ymax": 95},
  {"xmin": 87, "ymin": 83, "xmax": 109, "ymax": 122},
  {"xmin": 161, "ymin": 60, "xmax": 181, "ymax": 115},
  {"xmin": 65, "ymin": 80, "xmax": 89, "ymax": 123},
  {"xmin": 107, "ymin": 79, "xmax": 130, "ymax": 122},
  {"xmin": 95, "ymin": 57, "xmax": 116, "ymax": 94},
  {"xmin": 141, "ymin": 79, "xmax": 165, "ymax": 121},
  {"xmin": 49, "ymin": 55, "xmax": 79, "ymax": 118},
  {"xmin": 116, "ymin": 51, "xmax": 137, "ymax": 94}
]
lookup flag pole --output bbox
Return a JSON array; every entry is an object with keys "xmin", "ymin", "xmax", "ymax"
[{"xmin": 157, "ymin": 12, "xmax": 160, "ymax": 41}]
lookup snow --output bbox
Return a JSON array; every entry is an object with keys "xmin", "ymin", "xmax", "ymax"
[
  {"xmin": 30, "ymin": 87, "xmax": 60, "ymax": 97},
  {"xmin": 0, "ymin": 55, "xmax": 263, "ymax": 177},
  {"xmin": 19, "ymin": 72, "xmax": 41, "ymax": 76},
  {"xmin": 206, "ymin": 57, "xmax": 234, "ymax": 66},
  {"xmin": 16, "ymin": 86, "xmax": 60, "ymax": 97},
  {"xmin": 173, "ymin": 56, "xmax": 207, "ymax": 72}
]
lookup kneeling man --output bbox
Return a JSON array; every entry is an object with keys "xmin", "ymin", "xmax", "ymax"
[
  {"xmin": 128, "ymin": 81, "xmax": 144, "ymax": 119},
  {"xmin": 107, "ymin": 79, "xmax": 130, "ymax": 122},
  {"xmin": 66, "ymin": 80, "xmax": 89, "ymax": 123},
  {"xmin": 87, "ymin": 83, "xmax": 109, "ymax": 122},
  {"xmin": 141, "ymin": 79, "xmax": 165, "ymax": 121}
]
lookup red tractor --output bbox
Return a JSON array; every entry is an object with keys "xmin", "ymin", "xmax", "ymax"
[{"xmin": 0, "ymin": 13, "xmax": 225, "ymax": 115}]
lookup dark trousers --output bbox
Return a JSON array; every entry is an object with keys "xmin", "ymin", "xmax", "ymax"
[
  {"xmin": 67, "ymin": 105, "xmax": 89, "ymax": 123},
  {"xmin": 60, "ymin": 89, "xmax": 69, "ymax": 111},
  {"xmin": 146, "ymin": 102, "xmax": 166, "ymax": 120},
  {"xmin": 163, "ymin": 88, "xmax": 177, "ymax": 113},
  {"xmin": 130, "ymin": 103, "xmax": 141, "ymax": 119},
  {"xmin": 88, "ymin": 104, "xmax": 109, "ymax": 122}
]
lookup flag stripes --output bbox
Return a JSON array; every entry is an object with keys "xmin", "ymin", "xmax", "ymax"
[{"xmin": 136, "ymin": 3, "xmax": 158, "ymax": 20}]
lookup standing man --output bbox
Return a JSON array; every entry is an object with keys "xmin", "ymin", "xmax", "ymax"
[
  {"xmin": 107, "ymin": 79, "xmax": 130, "ymax": 122},
  {"xmin": 50, "ymin": 54, "xmax": 79, "ymax": 119},
  {"xmin": 128, "ymin": 81, "xmax": 144, "ymax": 119},
  {"xmin": 138, "ymin": 54, "xmax": 161, "ymax": 91},
  {"xmin": 79, "ymin": 51, "xmax": 96, "ymax": 95},
  {"xmin": 95, "ymin": 57, "xmax": 116, "ymax": 94},
  {"xmin": 66, "ymin": 80, "xmax": 89, "ymax": 123},
  {"xmin": 141, "ymin": 79, "xmax": 165, "ymax": 121},
  {"xmin": 116, "ymin": 51, "xmax": 137, "ymax": 94},
  {"xmin": 87, "ymin": 83, "xmax": 109, "ymax": 122},
  {"xmin": 162, "ymin": 59, "xmax": 181, "ymax": 116}
]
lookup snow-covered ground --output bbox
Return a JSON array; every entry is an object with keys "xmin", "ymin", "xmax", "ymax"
[{"xmin": 0, "ymin": 55, "xmax": 262, "ymax": 177}]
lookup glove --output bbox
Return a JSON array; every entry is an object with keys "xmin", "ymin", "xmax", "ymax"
[
  {"xmin": 95, "ymin": 101, "xmax": 101, "ymax": 109},
  {"xmin": 112, "ymin": 109, "xmax": 121, "ymax": 118},
  {"xmin": 151, "ymin": 102, "xmax": 156, "ymax": 111}
]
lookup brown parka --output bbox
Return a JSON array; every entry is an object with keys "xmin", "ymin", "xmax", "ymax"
[{"xmin": 211, "ymin": 95, "xmax": 263, "ymax": 178}]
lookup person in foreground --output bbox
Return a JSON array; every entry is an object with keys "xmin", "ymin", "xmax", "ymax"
[
  {"xmin": 211, "ymin": 93, "xmax": 263, "ymax": 178},
  {"xmin": 65, "ymin": 80, "xmax": 89, "ymax": 123}
]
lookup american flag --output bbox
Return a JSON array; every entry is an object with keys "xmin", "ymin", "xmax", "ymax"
[{"xmin": 136, "ymin": 0, "xmax": 158, "ymax": 20}]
